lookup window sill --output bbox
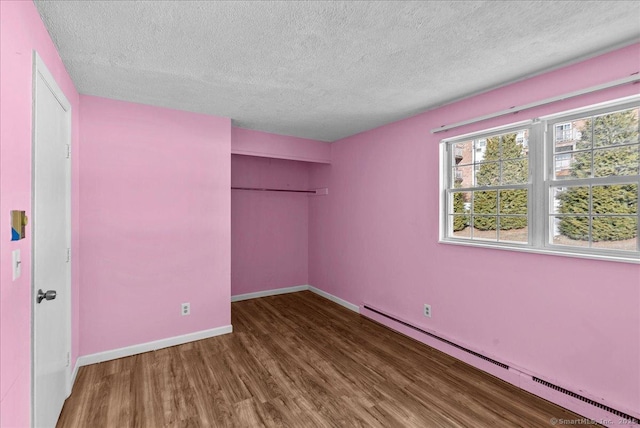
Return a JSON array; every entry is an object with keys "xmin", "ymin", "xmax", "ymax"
[{"xmin": 439, "ymin": 238, "xmax": 640, "ymax": 264}]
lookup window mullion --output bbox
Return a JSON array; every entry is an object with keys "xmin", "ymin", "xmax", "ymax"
[{"xmin": 530, "ymin": 121, "xmax": 545, "ymax": 248}]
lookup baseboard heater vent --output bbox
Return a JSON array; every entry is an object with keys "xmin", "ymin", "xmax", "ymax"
[
  {"xmin": 531, "ymin": 377, "xmax": 639, "ymax": 424},
  {"xmin": 363, "ymin": 305, "xmax": 509, "ymax": 370},
  {"xmin": 364, "ymin": 303, "xmax": 638, "ymax": 422}
]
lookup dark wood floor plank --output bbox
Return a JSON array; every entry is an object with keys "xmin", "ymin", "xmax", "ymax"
[{"xmin": 57, "ymin": 291, "xmax": 583, "ymax": 427}]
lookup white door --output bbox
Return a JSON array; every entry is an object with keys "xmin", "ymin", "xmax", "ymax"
[{"xmin": 32, "ymin": 52, "xmax": 72, "ymax": 428}]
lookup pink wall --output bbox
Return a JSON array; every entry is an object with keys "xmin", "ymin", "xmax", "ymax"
[
  {"xmin": 0, "ymin": 2, "xmax": 80, "ymax": 427},
  {"xmin": 231, "ymin": 155, "xmax": 310, "ymax": 296},
  {"xmin": 309, "ymin": 43, "xmax": 640, "ymax": 417},
  {"xmin": 79, "ymin": 96, "xmax": 231, "ymax": 356},
  {"xmin": 232, "ymin": 127, "xmax": 331, "ymax": 164}
]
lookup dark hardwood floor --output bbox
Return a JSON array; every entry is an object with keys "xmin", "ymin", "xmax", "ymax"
[{"xmin": 57, "ymin": 291, "xmax": 582, "ymax": 427}]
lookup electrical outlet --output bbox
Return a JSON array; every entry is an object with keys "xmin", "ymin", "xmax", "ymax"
[
  {"xmin": 423, "ymin": 304, "xmax": 432, "ymax": 318},
  {"xmin": 181, "ymin": 303, "xmax": 190, "ymax": 316}
]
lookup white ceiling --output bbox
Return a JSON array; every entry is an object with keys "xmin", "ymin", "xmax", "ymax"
[{"xmin": 35, "ymin": 1, "xmax": 640, "ymax": 142}]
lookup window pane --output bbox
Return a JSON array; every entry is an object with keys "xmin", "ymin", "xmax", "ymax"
[
  {"xmin": 451, "ymin": 216, "xmax": 471, "ymax": 238},
  {"xmin": 452, "ymin": 165, "xmax": 472, "ymax": 188},
  {"xmin": 591, "ymin": 238, "xmax": 637, "ymax": 251},
  {"xmin": 592, "ymin": 184, "xmax": 638, "ymax": 214},
  {"xmin": 473, "ymin": 191, "xmax": 497, "ymax": 214},
  {"xmin": 452, "ymin": 141, "xmax": 473, "ymax": 165},
  {"xmin": 451, "ymin": 192, "xmax": 471, "ymax": 214},
  {"xmin": 555, "ymin": 119, "xmax": 588, "ymax": 152},
  {"xmin": 471, "ymin": 217, "xmax": 497, "ymax": 241},
  {"xmin": 592, "ymin": 216, "xmax": 637, "ymax": 245},
  {"xmin": 555, "ymin": 151, "xmax": 591, "ymax": 180},
  {"xmin": 592, "ymin": 107, "xmax": 639, "ymax": 148},
  {"xmin": 498, "ymin": 217, "xmax": 528, "ymax": 243},
  {"xmin": 501, "ymin": 159, "xmax": 528, "ymax": 184},
  {"xmin": 501, "ymin": 131, "xmax": 529, "ymax": 160},
  {"xmin": 500, "ymin": 189, "xmax": 527, "ymax": 214},
  {"xmin": 475, "ymin": 162, "xmax": 499, "ymax": 186},
  {"xmin": 593, "ymin": 145, "xmax": 639, "ymax": 177},
  {"xmin": 473, "ymin": 138, "xmax": 487, "ymax": 163},
  {"xmin": 553, "ymin": 186, "xmax": 589, "ymax": 215},
  {"xmin": 551, "ymin": 216, "xmax": 590, "ymax": 246},
  {"xmin": 515, "ymin": 130, "xmax": 528, "ymax": 149}
]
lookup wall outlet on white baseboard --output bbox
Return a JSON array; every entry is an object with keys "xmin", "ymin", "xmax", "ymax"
[
  {"xmin": 424, "ymin": 304, "xmax": 432, "ymax": 318},
  {"xmin": 181, "ymin": 303, "xmax": 190, "ymax": 316}
]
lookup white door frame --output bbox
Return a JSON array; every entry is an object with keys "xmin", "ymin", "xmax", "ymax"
[{"xmin": 31, "ymin": 50, "xmax": 72, "ymax": 426}]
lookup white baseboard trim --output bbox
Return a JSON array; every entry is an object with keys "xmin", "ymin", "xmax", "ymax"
[
  {"xmin": 231, "ymin": 284, "xmax": 360, "ymax": 314},
  {"xmin": 75, "ymin": 286, "xmax": 358, "ymax": 369},
  {"xmin": 309, "ymin": 286, "xmax": 360, "ymax": 313},
  {"xmin": 76, "ymin": 325, "xmax": 233, "ymax": 367},
  {"xmin": 231, "ymin": 285, "xmax": 309, "ymax": 302}
]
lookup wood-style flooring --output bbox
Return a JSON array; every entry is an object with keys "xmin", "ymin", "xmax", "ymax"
[{"xmin": 57, "ymin": 291, "xmax": 582, "ymax": 427}]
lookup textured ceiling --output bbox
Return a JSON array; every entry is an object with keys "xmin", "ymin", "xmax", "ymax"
[{"xmin": 35, "ymin": 1, "xmax": 640, "ymax": 142}]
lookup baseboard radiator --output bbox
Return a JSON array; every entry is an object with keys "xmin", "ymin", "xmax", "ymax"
[
  {"xmin": 363, "ymin": 305, "xmax": 509, "ymax": 369},
  {"xmin": 531, "ymin": 377, "xmax": 639, "ymax": 424},
  {"xmin": 362, "ymin": 304, "xmax": 639, "ymax": 424}
]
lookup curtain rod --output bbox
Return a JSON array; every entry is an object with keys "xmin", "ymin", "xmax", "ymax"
[
  {"xmin": 232, "ymin": 186, "xmax": 329, "ymax": 195},
  {"xmin": 430, "ymin": 74, "xmax": 640, "ymax": 134}
]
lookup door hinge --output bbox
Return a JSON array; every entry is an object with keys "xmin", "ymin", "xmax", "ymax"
[
  {"xmin": 66, "ymin": 248, "xmax": 71, "ymax": 263},
  {"xmin": 66, "ymin": 144, "xmax": 71, "ymax": 159},
  {"xmin": 67, "ymin": 352, "xmax": 70, "ymax": 367}
]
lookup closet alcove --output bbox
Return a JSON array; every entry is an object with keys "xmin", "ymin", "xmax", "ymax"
[{"xmin": 231, "ymin": 153, "xmax": 329, "ymax": 299}]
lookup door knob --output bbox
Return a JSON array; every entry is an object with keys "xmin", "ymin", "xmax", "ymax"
[{"xmin": 36, "ymin": 289, "xmax": 57, "ymax": 304}]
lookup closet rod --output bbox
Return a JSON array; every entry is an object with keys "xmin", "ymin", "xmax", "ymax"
[{"xmin": 231, "ymin": 186, "xmax": 316, "ymax": 194}]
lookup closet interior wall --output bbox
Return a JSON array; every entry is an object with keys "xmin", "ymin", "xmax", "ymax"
[{"xmin": 231, "ymin": 154, "xmax": 313, "ymax": 296}]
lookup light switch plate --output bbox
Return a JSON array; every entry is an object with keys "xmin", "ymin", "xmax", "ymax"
[{"xmin": 12, "ymin": 249, "xmax": 21, "ymax": 280}]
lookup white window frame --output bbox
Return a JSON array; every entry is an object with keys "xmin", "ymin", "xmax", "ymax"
[
  {"xmin": 442, "ymin": 123, "xmax": 534, "ymax": 245},
  {"xmin": 440, "ymin": 96, "xmax": 640, "ymax": 264}
]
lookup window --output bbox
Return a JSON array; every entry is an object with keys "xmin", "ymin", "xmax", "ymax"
[
  {"xmin": 448, "ymin": 128, "xmax": 530, "ymax": 243},
  {"xmin": 548, "ymin": 106, "xmax": 639, "ymax": 253},
  {"xmin": 441, "ymin": 98, "xmax": 640, "ymax": 262}
]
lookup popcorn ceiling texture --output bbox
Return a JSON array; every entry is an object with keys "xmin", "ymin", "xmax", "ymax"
[{"xmin": 35, "ymin": 1, "xmax": 640, "ymax": 142}]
